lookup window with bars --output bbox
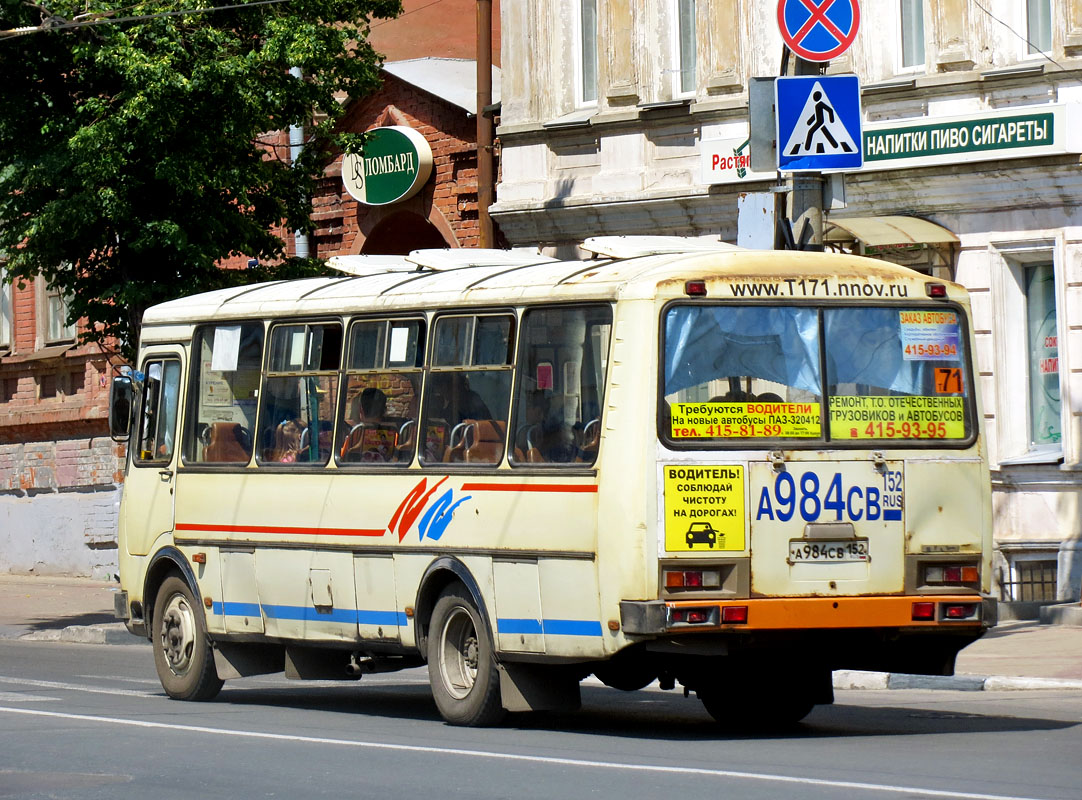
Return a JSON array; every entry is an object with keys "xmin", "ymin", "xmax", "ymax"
[{"xmin": 1000, "ymin": 558, "xmax": 1058, "ymax": 602}]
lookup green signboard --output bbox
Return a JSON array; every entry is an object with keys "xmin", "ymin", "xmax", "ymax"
[
  {"xmin": 342, "ymin": 126, "xmax": 434, "ymax": 206},
  {"xmin": 861, "ymin": 103, "xmax": 1079, "ymax": 171}
]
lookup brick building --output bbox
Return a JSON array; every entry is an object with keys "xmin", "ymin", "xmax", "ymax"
[
  {"xmin": 0, "ymin": 277, "xmax": 124, "ymax": 578},
  {"xmin": 0, "ymin": 0, "xmax": 500, "ymax": 576},
  {"xmin": 297, "ymin": 58, "xmax": 503, "ymax": 257}
]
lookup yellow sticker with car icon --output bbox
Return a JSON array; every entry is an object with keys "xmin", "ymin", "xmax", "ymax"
[{"xmin": 663, "ymin": 465, "xmax": 745, "ymax": 552}]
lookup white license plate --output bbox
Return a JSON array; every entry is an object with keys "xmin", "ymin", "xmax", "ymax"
[{"xmin": 788, "ymin": 539, "xmax": 869, "ymax": 563}]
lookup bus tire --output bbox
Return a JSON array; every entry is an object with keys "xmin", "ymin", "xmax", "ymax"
[
  {"xmin": 427, "ymin": 586, "xmax": 505, "ymax": 726},
  {"xmin": 152, "ymin": 575, "xmax": 223, "ymax": 701}
]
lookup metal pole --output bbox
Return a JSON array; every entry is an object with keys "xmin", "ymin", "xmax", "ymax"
[
  {"xmin": 785, "ymin": 55, "xmax": 825, "ymax": 250},
  {"xmin": 476, "ymin": 0, "xmax": 494, "ymax": 248}
]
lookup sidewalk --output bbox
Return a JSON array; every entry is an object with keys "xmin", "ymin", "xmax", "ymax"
[{"xmin": 1, "ymin": 574, "xmax": 1079, "ymax": 691}]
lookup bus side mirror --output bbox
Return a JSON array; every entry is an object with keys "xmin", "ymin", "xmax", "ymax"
[{"xmin": 109, "ymin": 375, "xmax": 134, "ymax": 442}]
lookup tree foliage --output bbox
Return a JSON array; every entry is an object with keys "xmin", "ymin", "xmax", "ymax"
[{"xmin": 0, "ymin": 0, "xmax": 401, "ymax": 359}]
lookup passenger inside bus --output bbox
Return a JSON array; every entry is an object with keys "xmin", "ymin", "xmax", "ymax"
[{"xmin": 340, "ymin": 387, "xmax": 395, "ymax": 462}]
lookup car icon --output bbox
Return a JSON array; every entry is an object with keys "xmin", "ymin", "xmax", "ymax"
[{"xmin": 686, "ymin": 522, "xmax": 718, "ymax": 548}]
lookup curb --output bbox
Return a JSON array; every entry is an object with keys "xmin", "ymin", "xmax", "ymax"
[
  {"xmin": 16, "ymin": 623, "xmax": 145, "ymax": 646},
  {"xmin": 833, "ymin": 669, "xmax": 1082, "ymax": 692}
]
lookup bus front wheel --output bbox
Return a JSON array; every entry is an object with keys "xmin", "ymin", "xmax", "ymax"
[
  {"xmin": 151, "ymin": 575, "xmax": 223, "ymax": 701},
  {"xmin": 427, "ymin": 586, "xmax": 505, "ymax": 726}
]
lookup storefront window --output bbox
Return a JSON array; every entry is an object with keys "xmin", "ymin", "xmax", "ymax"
[{"xmin": 1025, "ymin": 264, "xmax": 1060, "ymax": 448}]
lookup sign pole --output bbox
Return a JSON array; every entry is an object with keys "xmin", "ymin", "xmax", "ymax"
[
  {"xmin": 787, "ymin": 55, "xmax": 825, "ymax": 250},
  {"xmin": 774, "ymin": 0, "xmax": 861, "ymax": 250}
]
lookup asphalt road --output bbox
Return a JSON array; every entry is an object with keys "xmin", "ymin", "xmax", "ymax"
[{"xmin": 0, "ymin": 639, "xmax": 1079, "ymax": 800}]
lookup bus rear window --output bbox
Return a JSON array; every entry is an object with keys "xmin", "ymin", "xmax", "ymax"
[
  {"xmin": 662, "ymin": 304, "xmax": 974, "ymax": 446},
  {"xmin": 825, "ymin": 307, "xmax": 971, "ymax": 441},
  {"xmin": 663, "ymin": 306, "xmax": 823, "ymax": 440}
]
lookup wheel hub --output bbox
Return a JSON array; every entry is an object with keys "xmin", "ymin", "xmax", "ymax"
[{"xmin": 159, "ymin": 594, "xmax": 196, "ymax": 675}]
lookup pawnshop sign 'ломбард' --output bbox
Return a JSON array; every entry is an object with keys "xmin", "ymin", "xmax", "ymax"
[{"xmin": 342, "ymin": 126, "xmax": 434, "ymax": 206}]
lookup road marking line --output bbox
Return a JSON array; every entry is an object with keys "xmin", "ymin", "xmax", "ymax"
[
  {"xmin": 0, "ymin": 676, "xmax": 154, "ymax": 698},
  {"xmin": 0, "ymin": 705, "xmax": 1055, "ymax": 800},
  {"xmin": 0, "ymin": 692, "xmax": 57, "ymax": 703},
  {"xmin": 76, "ymin": 674, "xmax": 160, "ymax": 685}
]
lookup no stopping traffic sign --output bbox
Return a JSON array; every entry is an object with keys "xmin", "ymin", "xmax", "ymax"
[{"xmin": 777, "ymin": 0, "xmax": 860, "ymax": 62}]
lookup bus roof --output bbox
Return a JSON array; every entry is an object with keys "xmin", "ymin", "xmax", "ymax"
[{"xmin": 140, "ymin": 239, "xmax": 960, "ymax": 328}]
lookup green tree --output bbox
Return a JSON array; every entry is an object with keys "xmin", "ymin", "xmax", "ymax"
[{"xmin": 0, "ymin": 0, "xmax": 401, "ymax": 360}]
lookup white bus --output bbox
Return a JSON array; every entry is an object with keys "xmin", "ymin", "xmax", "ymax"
[{"xmin": 111, "ymin": 237, "xmax": 995, "ymax": 727}]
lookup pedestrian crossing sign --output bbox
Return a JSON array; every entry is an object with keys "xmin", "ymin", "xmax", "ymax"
[{"xmin": 775, "ymin": 74, "xmax": 864, "ymax": 172}]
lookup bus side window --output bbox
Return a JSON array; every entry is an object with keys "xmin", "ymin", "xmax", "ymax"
[
  {"xmin": 256, "ymin": 322, "xmax": 342, "ymax": 466},
  {"xmin": 183, "ymin": 322, "xmax": 264, "ymax": 465},
  {"xmin": 337, "ymin": 318, "xmax": 424, "ymax": 465},
  {"xmin": 510, "ymin": 304, "xmax": 613, "ymax": 466},
  {"xmin": 422, "ymin": 314, "xmax": 514, "ymax": 465},
  {"xmin": 135, "ymin": 359, "xmax": 181, "ymax": 464}
]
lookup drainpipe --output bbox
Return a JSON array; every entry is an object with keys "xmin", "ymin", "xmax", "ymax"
[
  {"xmin": 289, "ymin": 66, "xmax": 310, "ymax": 259},
  {"xmin": 476, "ymin": 0, "xmax": 494, "ymax": 248}
]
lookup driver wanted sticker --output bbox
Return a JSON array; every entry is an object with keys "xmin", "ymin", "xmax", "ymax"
[{"xmin": 664, "ymin": 465, "xmax": 746, "ymax": 552}]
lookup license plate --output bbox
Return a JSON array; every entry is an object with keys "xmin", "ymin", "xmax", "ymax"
[{"xmin": 788, "ymin": 539, "xmax": 869, "ymax": 563}]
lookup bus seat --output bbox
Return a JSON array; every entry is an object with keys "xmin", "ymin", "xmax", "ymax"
[
  {"xmin": 204, "ymin": 422, "xmax": 251, "ymax": 463},
  {"xmin": 465, "ymin": 419, "xmax": 506, "ymax": 463},
  {"xmin": 576, "ymin": 418, "xmax": 601, "ymax": 463}
]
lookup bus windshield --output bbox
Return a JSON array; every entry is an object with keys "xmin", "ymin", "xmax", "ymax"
[{"xmin": 663, "ymin": 304, "xmax": 973, "ymax": 445}]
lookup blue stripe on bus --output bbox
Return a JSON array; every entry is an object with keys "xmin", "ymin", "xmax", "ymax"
[
  {"xmin": 497, "ymin": 618, "xmax": 603, "ymax": 637},
  {"xmin": 210, "ymin": 603, "xmax": 407, "ymax": 627},
  {"xmin": 884, "ymin": 509, "xmax": 902, "ymax": 521},
  {"xmin": 211, "ymin": 601, "xmax": 261, "ymax": 617},
  {"xmin": 497, "ymin": 618, "xmax": 544, "ymax": 635},
  {"xmin": 543, "ymin": 619, "xmax": 604, "ymax": 637},
  {"xmin": 210, "ymin": 605, "xmax": 598, "ymax": 636}
]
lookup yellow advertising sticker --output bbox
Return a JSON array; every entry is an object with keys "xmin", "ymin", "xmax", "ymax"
[
  {"xmin": 663, "ymin": 465, "xmax": 745, "ymax": 552},
  {"xmin": 829, "ymin": 396, "xmax": 966, "ymax": 440},
  {"xmin": 670, "ymin": 402, "xmax": 821, "ymax": 439}
]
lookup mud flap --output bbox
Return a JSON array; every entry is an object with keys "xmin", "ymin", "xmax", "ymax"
[{"xmin": 498, "ymin": 663, "xmax": 581, "ymax": 713}]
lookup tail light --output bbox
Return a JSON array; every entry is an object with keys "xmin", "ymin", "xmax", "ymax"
[
  {"xmin": 664, "ymin": 569, "xmax": 721, "ymax": 590},
  {"xmin": 923, "ymin": 563, "xmax": 979, "ymax": 587},
  {"xmin": 912, "ymin": 602, "xmax": 936, "ymax": 621}
]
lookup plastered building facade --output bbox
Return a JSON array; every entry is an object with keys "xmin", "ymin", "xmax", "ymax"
[{"xmin": 493, "ymin": 0, "xmax": 1082, "ymax": 609}]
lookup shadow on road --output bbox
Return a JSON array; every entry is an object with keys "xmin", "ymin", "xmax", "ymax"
[{"xmin": 202, "ymin": 678, "xmax": 1079, "ymax": 741}]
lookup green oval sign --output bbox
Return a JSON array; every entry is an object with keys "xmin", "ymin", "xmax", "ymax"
[{"xmin": 342, "ymin": 126, "xmax": 434, "ymax": 206}]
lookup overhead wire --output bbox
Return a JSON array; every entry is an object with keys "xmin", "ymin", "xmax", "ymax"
[{"xmin": 0, "ymin": 0, "xmax": 293, "ymax": 39}]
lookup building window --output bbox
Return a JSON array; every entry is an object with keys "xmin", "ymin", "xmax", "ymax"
[
  {"xmin": 1027, "ymin": 0, "xmax": 1052, "ymax": 54},
  {"xmin": 1000, "ymin": 557, "xmax": 1058, "ymax": 602},
  {"xmin": 1024, "ymin": 264, "xmax": 1060, "ymax": 449},
  {"xmin": 44, "ymin": 284, "xmax": 77, "ymax": 343},
  {"xmin": 992, "ymin": 243, "xmax": 1067, "ymax": 466},
  {"xmin": 899, "ymin": 0, "xmax": 925, "ymax": 69},
  {"xmin": 674, "ymin": 0, "xmax": 696, "ymax": 96},
  {"xmin": 577, "ymin": 0, "xmax": 598, "ymax": 106},
  {"xmin": 0, "ymin": 268, "xmax": 11, "ymax": 351}
]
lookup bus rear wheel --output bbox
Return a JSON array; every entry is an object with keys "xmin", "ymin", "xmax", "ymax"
[
  {"xmin": 427, "ymin": 586, "xmax": 505, "ymax": 726},
  {"xmin": 152, "ymin": 576, "xmax": 223, "ymax": 701}
]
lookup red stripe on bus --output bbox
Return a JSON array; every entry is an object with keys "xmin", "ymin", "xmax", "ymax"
[
  {"xmin": 459, "ymin": 483, "xmax": 598, "ymax": 493},
  {"xmin": 175, "ymin": 523, "xmax": 385, "ymax": 537}
]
